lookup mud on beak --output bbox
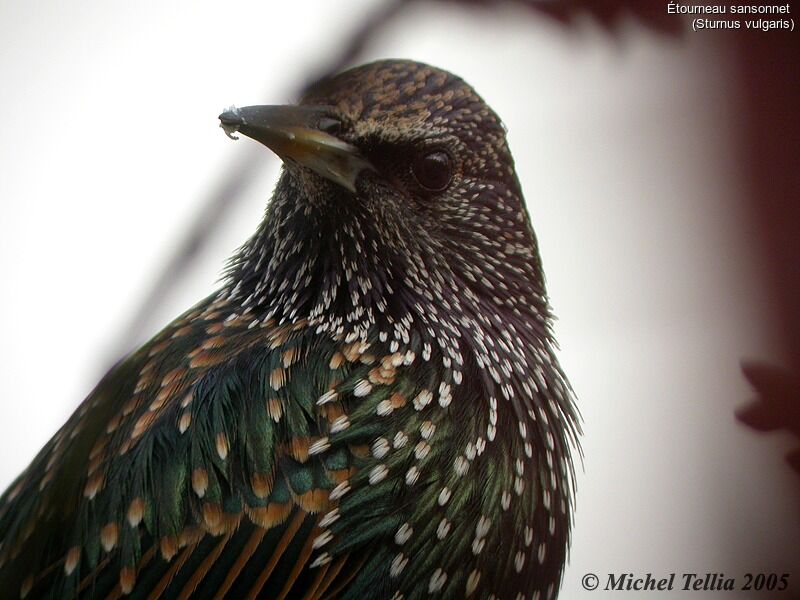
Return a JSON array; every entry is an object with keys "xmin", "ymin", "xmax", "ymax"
[{"xmin": 219, "ymin": 105, "xmax": 373, "ymax": 193}]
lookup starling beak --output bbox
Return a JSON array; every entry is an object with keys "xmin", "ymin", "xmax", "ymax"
[
  {"xmin": 0, "ymin": 60, "xmax": 579, "ymax": 600},
  {"xmin": 219, "ymin": 104, "xmax": 374, "ymax": 193}
]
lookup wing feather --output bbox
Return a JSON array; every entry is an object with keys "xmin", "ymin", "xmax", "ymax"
[{"xmin": 0, "ymin": 299, "xmax": 384, "ymax": 599}]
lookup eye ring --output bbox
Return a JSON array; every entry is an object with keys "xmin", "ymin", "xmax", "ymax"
[{"xmin": 411, "ymin": 148, "xmax": 453, "ymax": 193}]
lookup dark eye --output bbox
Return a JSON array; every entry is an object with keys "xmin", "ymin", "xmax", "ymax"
[
  {"xmin": 412, "ymin": 149, "xmax": 452, "ymax": 193},
  {"xmin": 318, "ymin": 117, "xmax": 342, "ymax": 135}
]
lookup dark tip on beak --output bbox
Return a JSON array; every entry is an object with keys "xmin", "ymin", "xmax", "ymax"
[
  {"xmin": 217, "ymin": 104, "xmax": 374, "ymax": 193},
  {"xmin": 219, "ymin": 107, "xmax": 245, "ymax": 140},
  {"xmin": 218, "ymin": 109, "xmax": 243, "ymax": 126}
]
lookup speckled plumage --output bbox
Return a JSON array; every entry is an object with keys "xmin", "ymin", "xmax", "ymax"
[{"xmin": 0, "ymin": 60, "xmax": 580, "ymax": 599}]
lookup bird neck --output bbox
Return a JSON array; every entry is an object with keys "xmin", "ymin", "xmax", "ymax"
[
  {"xmin": 222, "ymin": 170, "xmax": 428, "ymax": 342},
  {"xmin": 222, "ymin": 171, "xmax": 552, "ymax": 346}
]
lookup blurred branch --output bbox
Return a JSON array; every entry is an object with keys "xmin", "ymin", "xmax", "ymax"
[
  {"xmin": 439, "ymin": 0, "xmax": 681, "ymax": 33},
  {"xmin": 112, "ymin": 151, "xmax": 262, "ymax": 361},
  {"xmin": 738, "ymin": 362, "xmax": 800, "ymax": 475},
  {"xmin": 733, "ymin": 28, "xmax": 800, "ymax": 480},
  {"xmin": 302, "ymin": 0, "xmax": 411, "ymax": 92}
]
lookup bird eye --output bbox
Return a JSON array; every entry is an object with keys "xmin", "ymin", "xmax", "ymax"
[
  {"xmin": 318, "ymin": 117, "xmax": 342, "ymax": 136},
  {"xmin": 412, "ymin": 150, "xmax": 452, "ymax": 193}
]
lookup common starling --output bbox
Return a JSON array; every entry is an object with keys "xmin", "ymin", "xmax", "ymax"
[{"xmin": 0, "ymin": 60, "xmax": 580, "ymax": 599}]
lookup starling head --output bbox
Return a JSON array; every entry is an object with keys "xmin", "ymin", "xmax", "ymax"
[{"xmin": 222, "ymin": 59, "xmax": 550, "ymax": 343}]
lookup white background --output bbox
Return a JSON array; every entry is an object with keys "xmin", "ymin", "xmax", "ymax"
[{"xmin": 1, "ymin": 1, "xmax": 798, "ymax": 597}]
